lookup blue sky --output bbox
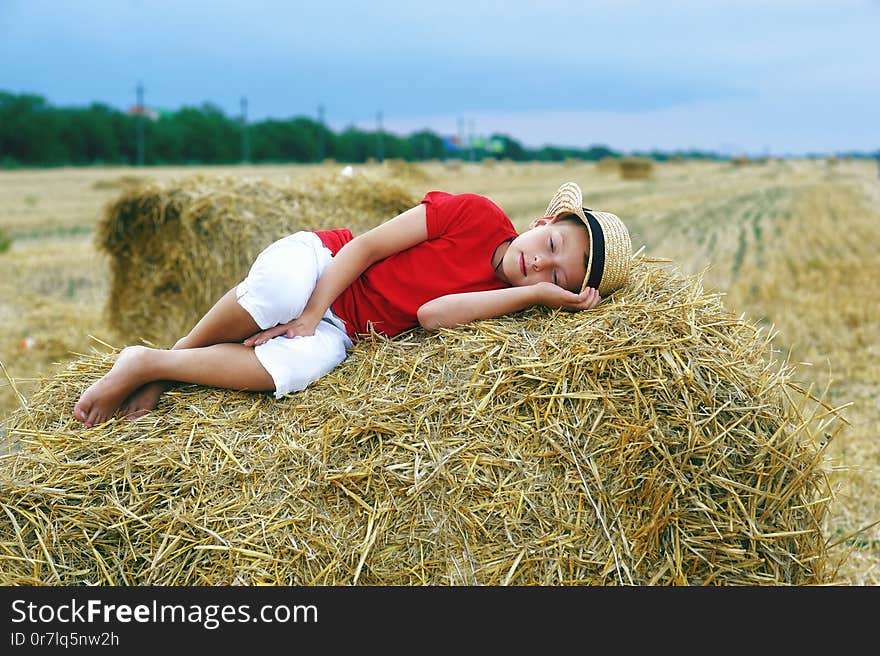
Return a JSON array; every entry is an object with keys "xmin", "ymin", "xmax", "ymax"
[{"xmin": 1, "ymin": 0, "xmax": 878, "ymax": 155}]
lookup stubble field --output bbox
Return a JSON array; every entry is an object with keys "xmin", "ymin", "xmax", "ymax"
[{"xmin": 1, "ymin": 157, "xmax": 878, "ymax": 584}]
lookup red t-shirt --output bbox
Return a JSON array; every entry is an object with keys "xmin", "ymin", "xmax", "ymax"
[{"xmin": 315, "ymin": 191, "xmax": 518, "ymax": 340}]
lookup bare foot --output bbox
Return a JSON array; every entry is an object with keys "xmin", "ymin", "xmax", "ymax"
[
  {"xmin": 73, "ymin": 346, "xmax": 153, "ymax": 427},
  {"xmin": 119, "ymin": 381, "xmax": 168, "ymax": 421}
]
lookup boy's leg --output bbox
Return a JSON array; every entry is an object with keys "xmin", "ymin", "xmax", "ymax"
[
  {"xmin": 120, "ymin": 286, "xmax": 260, "ymax": 418},
  {"xmin": 118, "ymin": 232, "xmax": 324, "ymax": 420},
  {"xmin": 173, "ymin": 286, "xmax": 263, "ymax": 348},
  {"xmin": 74, "ymin": 343, "xmax": 274, "ymax": 427}
]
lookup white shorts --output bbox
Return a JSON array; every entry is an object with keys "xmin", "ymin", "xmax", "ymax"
[{"xmin": 236, "ymin": 231, "xmax": 353, "ymax": 398}]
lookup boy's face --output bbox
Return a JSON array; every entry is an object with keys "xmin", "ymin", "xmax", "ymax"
[{"xmin": 501, "ymin": 215, "xmax": 590, "ymax": 293}]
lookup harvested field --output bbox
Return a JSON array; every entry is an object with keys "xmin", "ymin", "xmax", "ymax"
[{"xmin": 1, "ymin": 158, "xmax": 878, "ymax": 584}]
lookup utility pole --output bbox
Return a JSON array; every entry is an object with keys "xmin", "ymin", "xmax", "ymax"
[
  {"xmin": 317, "ymin": 104, "xmax": 325, "ymax": 162},
  {"xmin": 376, "ymin": 111, "xmax": 384, "ymax": 163},
  {"xmin": 240, "ymin": 96, "xmax": 250, "ymax": 163},
  {"xmin": 135, "ymin": 82, "xmax": 145, "ymax": 166}
]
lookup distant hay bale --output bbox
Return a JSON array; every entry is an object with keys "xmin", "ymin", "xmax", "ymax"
[
  {"xmin": 596, "ymin": 157, "xmax": 620, "ymax": 174},
  {"xmin": 619, "ymin": 157, "xmax": 654, "ymax": 180},
  {"xmin": 730, "ymin": 156, "xmax": 767, "ymax": 167},
  {"xmin": 380, "ymin": 158, "xmax": 432, "ymax": 183},
  {"xmin": 0, "ymin": 258, "xmax": 844, "ymax": 585},
  {"xmin": 97, "ymin": 171, "xmax": 419, "ymax": 347}
]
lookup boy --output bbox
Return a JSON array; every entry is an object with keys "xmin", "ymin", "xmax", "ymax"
[{"xmin": 74, "ymin": 181, "xmax": 631, "ymax": 427}]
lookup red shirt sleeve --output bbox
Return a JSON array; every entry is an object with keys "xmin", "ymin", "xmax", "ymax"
[
  {"xmin": 313, "ymin": 228, "xmax": 354, "ymax": 255},
  {"xmin": 421, "ymin": 191, "xmax": 503, "ymax": 241},
  {"xmin": 421, "ymin": 190, "xmax": 459, "ymax": 240}
]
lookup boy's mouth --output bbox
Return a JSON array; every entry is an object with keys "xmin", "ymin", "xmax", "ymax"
[{"xmin": 520, "ymin": 253, "xmax": 526, "ymax": 277}]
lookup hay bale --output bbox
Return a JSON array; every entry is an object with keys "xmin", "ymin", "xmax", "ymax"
[
  {"xmin": 0, "ymin": 258, "xmax": 845, "ymax": 585},
  {"xmin": 619, "ymin": 157, "xmax": 654, "ymax": 180},
  {"xmin": 97, "ymin": 171, "xmax": 419, "ymax": 347},
  {"xmin": 730, "ymin": 156, "xmax": 769, "ymax": 167},
  {"xmin": 380, "ymin": 158, "xmax": 432, "ymax": 183}
]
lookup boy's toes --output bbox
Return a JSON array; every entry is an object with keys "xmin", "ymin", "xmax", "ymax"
[
  {"xmin": 84, "ymin": 413, "xmax": 102, "ymax": 428},
  {"xmin": 73, "ymin": 402, "xmax": 88, "ymax": 423},
  {"xmin": 75, "ymin": 400, "xmax": 105, "ymax": 428}
]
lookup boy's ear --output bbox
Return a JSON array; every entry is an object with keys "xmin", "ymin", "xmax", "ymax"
[{"xmin": 527, "ymin": 215, "xmax": 556, "ymax": 230}]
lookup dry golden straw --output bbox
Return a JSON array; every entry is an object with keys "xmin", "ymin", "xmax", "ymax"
[{"xmin": 0, "ymin": 257, "xmax": 846, "ymax": 585}]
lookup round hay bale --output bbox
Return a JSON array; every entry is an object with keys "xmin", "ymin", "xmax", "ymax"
[
  {"xmin": 619, "ymin": 157, "xmax": 654, "ymax": 180},
  {"xmin": 0, "ymin": 258, "xmax": 844, "ymax": 585},
  {"xmin": 380, "ymin": 158, "xmax": 432, "ymax": 184},
  {"xmin": 97, "ymin": 171, "xmax": 420, "ymax": 347}
]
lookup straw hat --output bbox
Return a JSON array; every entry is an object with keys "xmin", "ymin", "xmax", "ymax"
[{"xmin": 544, "ymin": 181, "xmax": 632, "ymax": 296}]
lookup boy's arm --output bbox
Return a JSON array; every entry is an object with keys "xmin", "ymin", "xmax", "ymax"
[
  {"xmin": 417, "ymin": 283, "xmax": 601, "ymax": 331},
  {"xmin": 244, "ymin": 204, "xmax": 428, "ymax": 344}
]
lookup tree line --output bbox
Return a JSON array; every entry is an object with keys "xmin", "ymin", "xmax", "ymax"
[{"xmin": 1, "ymin": 91, "xmax": 725, "ymax": 167}]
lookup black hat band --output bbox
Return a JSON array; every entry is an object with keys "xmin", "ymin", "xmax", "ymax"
[{"xmin": 583, "ymin": 208, "xmax": 605, "ymax": 291}]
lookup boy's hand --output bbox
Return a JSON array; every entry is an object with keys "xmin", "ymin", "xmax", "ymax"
[
  {"xmin": 243, "ymin": 314, "xmax": 322, "ymax": 347},
  {"xmin": 534, "ymin": 282, "xmax": 601, "ymax": 311}
]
